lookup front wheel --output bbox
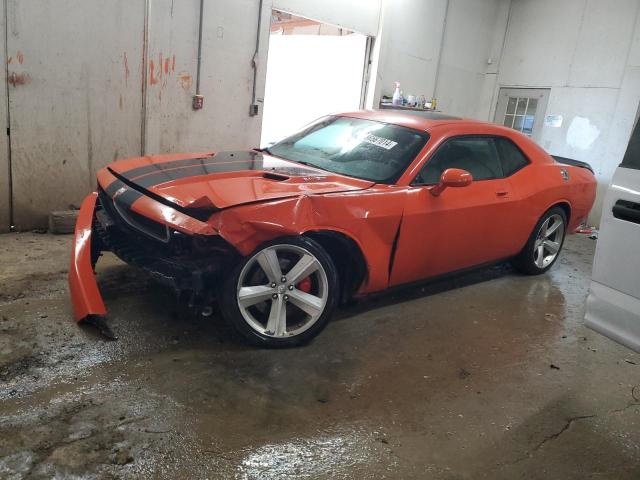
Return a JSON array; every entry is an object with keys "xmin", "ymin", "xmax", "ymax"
[
  {"xmin": 513, "ymin": 207, "xmax": 567, "ymax": 275},
  {"xmin": 219, "ymin": 236, "xmax": 339, "ymax": 347}
]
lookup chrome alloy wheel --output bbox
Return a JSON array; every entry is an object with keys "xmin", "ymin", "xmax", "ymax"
[
  {"xmin": 533, "ymin": 213, "xmax": 565, "ymax": 269},
  {"xmin": 236, "ymin": 245, "xmax": 329, "ymax": 338}
]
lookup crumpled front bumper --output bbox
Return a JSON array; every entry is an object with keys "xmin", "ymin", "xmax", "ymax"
[{"xmin": 68, "ymin": 192, "xmax": 106, "ymax": 322}]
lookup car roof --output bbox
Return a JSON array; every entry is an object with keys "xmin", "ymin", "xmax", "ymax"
[{"xmin": 337, "ymin": 109, "xmax": 492, "ymax": 133}]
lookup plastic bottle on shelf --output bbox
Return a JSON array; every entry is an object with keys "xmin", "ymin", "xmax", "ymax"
[{"xmin": 392, "ymin": 82, "xmax": 402, "ymax": 106}]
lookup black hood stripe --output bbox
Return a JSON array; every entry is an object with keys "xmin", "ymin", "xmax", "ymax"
[
  {"xmin": 104, "ymin": 178, "xmax": 125, "ymax": 197},
  {"xmin": 116, "ymin": 151, "xmax": 324, "ymax": 189},
  {"xmin": 130, "ymin": 159, "xmax": 320, "ymax": 188},
  {"xmin": 100, "ymin": 179, "xmax": 144, "ymax": 209}
]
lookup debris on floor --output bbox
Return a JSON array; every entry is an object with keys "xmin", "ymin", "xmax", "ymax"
[{"xmin": 575, "ymin": 225, "xmax": 598, "ymax": 239}]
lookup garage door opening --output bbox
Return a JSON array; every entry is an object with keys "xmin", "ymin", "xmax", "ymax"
[{"xmin": 260, "ymin": 10, "xmax": 371, "ymax": 147}]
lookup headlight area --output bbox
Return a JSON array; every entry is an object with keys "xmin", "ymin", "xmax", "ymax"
[{"xmin": 93, "ymin": 193, "xmax": 240, "ymax": 310}]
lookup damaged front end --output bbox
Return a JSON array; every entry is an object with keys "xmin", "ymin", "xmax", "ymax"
[{"xmin": 68, "ymin": 183, "xmax": 238, "ymax": 338}]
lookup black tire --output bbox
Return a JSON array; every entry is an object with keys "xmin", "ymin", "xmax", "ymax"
[
  {"xmin": 513, "ymin": 206, "xmax": 567, "ymax": 275},
  {"xmin": 219, "ymin": 236, "xmax": 340, "ymax": 348}
]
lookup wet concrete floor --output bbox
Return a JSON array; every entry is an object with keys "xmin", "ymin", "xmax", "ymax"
[{"xmin": 0, "ymin": 232, "xmax": 639, "ymax": 479}]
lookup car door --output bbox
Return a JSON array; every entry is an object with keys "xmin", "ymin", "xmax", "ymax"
[
  {"xmin": 585, "ymin": 116, "xmax": 640, "ymax": 352},
  {"xmin": 390, "ymin": 135, "xmax": 522, "ymax": 286}
]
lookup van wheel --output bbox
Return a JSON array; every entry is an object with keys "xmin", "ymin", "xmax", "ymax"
[
  {"xmin": 219, "ymin": 236, "xmax": 339, "ymax": 347},
  {"xmin": 513, "ymin": 207, "xmax": 567, "ymax": 275}
]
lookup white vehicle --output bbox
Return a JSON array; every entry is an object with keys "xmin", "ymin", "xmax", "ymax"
[{"xmin": 585, "ymin": 117, "xmax": 640, "ymax": 352}]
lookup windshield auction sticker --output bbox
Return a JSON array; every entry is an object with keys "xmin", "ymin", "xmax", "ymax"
[{"xmin": 362, "ymin": 133, "xmax": 398, "ymax": 150}]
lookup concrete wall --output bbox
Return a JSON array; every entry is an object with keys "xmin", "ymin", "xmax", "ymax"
[
  {"xmin": 5, "ymin": 0, "xmax": 145, "ymax": 231},
  {"xmin": 144, "ymin": 0, "xmax": 270, "ymax": 155},
  {"xmin": 495, "ymin": 0, "xmax": 640, "ymax": 223},
  {"xmin": 371, "ymin": 0, "xmax": 511, "ymax": 119},
  {"xmin": 373, "ymin": 0, "xmax": 448, "ymax": 102},
  {"xmin": 435, "ymin": 0, "xmax": 511, "ymax": 119}
]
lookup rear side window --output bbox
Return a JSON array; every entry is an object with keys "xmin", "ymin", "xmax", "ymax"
[
  {"xmin": 495, "ymin": 137, "xmax": 530, "ymax": 176},
  {"xmin": 414, "ymin": 137, "xmax": 503, "ymax": 185},
  {"xmin": 621, "ymin": 117, "xmax": 640, "ymax": 170}
]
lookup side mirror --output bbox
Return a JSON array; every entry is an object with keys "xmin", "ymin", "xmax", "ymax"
[{"xmin": 430, "ymin": 168, "xmax": 473, "ymax": 196}]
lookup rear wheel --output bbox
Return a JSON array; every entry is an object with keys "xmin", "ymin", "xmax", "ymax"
[
  {"xmin": 219, "ymin": 236, "xmax": 339, "ymax": 347},
  {"xmin": 513, "ymin": 207, "xmax": 567, "ymax": 275}
]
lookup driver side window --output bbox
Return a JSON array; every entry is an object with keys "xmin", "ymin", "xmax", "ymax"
[{"xmin": 413, "ymin": 137, "xmax": 504, "ymax": 185}]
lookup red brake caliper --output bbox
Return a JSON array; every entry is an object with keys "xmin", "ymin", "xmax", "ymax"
[{"xmin": 297, "ymin": 276, "xmax": 312, "ymax": 293}]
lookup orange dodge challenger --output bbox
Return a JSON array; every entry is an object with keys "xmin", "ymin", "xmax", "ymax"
[{"xmin": 69, "ymin": 110, "xmax": 596, "ymax": 347}]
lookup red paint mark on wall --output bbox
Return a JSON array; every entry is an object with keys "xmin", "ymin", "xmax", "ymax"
[
  {"xmin": 149, "ymin": 59, "xmax": 158, "ymax": 85},
  {"xmin": 123, "ymin": 52, "xmax": 130, "ymax": 86},
  {"xmin": 148, "ymin": 52, "xmax": 178, "ymax": 86},
  {"xmin": 16, "ymin": 51, "xmax": 24, "ymax": 64}
]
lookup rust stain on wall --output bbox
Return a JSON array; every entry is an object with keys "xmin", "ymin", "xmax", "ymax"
[
  {"xmin": 119, "ymin": 95, "xmax": 123, "ymax": 110},
  {"xmin": 17, "ymin": 51, "xmax": 24, "ymax": 64},
  {"xmin": 123, "ymin": 52, "xmax": 130, "ymax": 86},
  {"xmin": 148, "ymin": 53, "xmax": 178, "ymax": 87},
  {"xmin": 7, "ymin": 57, "xmax": 12, "ymax": 64},
  {"xmin": 178, "ymin": 73, "xmax": 193, "ymax": 91},
  {"xmin": 149, "ymin": 59, "xmax": 158, "ymax": 85},
  {"xmin": 9, "ymin": 72, "xmax": 30, "ymax": 86}
]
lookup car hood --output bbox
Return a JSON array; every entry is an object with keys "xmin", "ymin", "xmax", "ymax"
[{"xmin": 105, "ymin": 150, "xmax": 375, "ymax": 210}]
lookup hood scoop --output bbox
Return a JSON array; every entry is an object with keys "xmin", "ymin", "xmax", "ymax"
[{"xmin": 262, "ymin": 172, "xmax": 290, "ymax": 181}]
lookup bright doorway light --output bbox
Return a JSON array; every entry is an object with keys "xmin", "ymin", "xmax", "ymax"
[{"xmin": 260, "ymin": 10, "xmax": 369, "ymax": 147}]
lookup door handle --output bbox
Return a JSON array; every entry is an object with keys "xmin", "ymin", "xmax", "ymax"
[
  {"xmin": 612, "ymin": 200, "xmax": 640, "ymax": 224},
  {"xmin": 496, "ymin": 191, "xmax": 509, "ymax": 197}
]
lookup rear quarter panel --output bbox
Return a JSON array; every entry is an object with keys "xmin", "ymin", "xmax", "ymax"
[
  {"xmin": 503, "ymin": 131, "xmax": 596, "ymax": 242},
  {"xmin": 511, "ymin": 160, "xmax": 596, "ymax": 236}
]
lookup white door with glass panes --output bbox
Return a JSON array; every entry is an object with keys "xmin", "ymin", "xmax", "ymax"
[{"xmin": 494, "ymin": 88, "xmax": 550, "ymax": 142}]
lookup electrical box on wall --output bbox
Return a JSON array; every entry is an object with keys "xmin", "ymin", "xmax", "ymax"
[
  {"xmin": 249, "ymin": 104, "xmax": 259, "ymax": 116},
  {"xmin": 192, "ymin": 95, "xmax": 204, "ymax": 110}
]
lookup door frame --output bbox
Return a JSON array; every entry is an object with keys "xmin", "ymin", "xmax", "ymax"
[{"xmin": 359, "ymin": 35, "xmax": 374, "ymax": 109}]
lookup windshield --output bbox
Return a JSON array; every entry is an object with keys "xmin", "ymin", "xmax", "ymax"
[{"xmin": 267, "ymin": 116, "xmax": 429, "ymax": 183}]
